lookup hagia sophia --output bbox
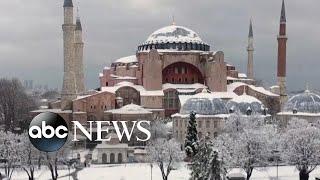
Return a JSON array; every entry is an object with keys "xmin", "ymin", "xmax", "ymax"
[{"xmin": 31, "ymin": 0, "xmax": 320, "ymax": 164}]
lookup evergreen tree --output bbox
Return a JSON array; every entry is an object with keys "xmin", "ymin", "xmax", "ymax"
[
  {"xmin": 184, "ymin": 112, "xmax": 198, "ymax": 158},
  {"xmin": 190, "ymin": 137, "xmax": 222, "ymax": 180}
]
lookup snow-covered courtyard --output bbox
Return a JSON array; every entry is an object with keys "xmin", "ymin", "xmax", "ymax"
[{"xmin": 8, "ymin": 163, "xmax": 320, "ymax": 180}]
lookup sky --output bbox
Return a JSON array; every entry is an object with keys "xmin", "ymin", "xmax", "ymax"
[{"xmin": 0, "ymin": 0, "xmax": 319, "ymax": 91}]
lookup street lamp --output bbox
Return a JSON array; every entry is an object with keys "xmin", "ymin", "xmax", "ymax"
[
  {"xmin": 150, "ymin": 163, "xmax": 153, "ymax": 180},
  {"xmin": 272, "ymin": 149, "xmax": 280, "ymax": 180}
]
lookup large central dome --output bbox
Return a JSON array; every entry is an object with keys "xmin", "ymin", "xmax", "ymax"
[
  {"xmin": 138, "ymin": 25, "xmax": 210, "ymax": 52},
  {"xmin": 146, "ymin": 25, "xmax": 204, "ymax": 44}
]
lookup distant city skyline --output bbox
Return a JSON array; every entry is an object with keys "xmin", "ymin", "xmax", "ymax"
[{"xmin": 0, "ymin": 0, "xmax": 319, "ymax": 91}]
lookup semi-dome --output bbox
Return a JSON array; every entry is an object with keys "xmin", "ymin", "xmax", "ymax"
[
  {"xmin": 284, "ymin": 90, "xmax": 320, "ymax": 114},
  {"xmin": 138, "ymin": 25, "xmax": 210, "ymax": 52},
  {"xmin": 226, "ymin": 93, "xmax": 265, "ymax": 115},
  {"xmin": 180, "ymin": 97, "xmax": 228, "ymax": 115}
]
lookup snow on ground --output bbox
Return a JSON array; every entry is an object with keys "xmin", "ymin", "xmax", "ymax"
[{"xmin": 5, "ymin": 164, "xmax": 320, "ymax": 180}]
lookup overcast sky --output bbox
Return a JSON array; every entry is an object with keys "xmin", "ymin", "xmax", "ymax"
[{"xmin": 0, "ymin": 0, "xmax": 319, "ymax": 91}]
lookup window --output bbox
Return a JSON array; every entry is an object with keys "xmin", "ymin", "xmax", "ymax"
[
  {"xmin": 175, "ymin": 67, "xmax": 178, "ymax": 74},
  {"xmin": 198, "ymin": 121, "xmax": 202, "ymax": 128},
  {"xmin": 206, "ymin": 120, "xmax": 210, "ymax": 128},
  {"xmin": 213, "ymin": 121, "xmax": 218, "ymax": 128},
  {"xmin": 214, "ymin": 132, "xmax": 218, "ymax": 138},
  {"xmin": 164, "ymin": 90, "xmax": 179, "ymax": 109}
]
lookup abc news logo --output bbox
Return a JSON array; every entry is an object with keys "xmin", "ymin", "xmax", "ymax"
[
  {"xmin": 29, "ymin": 112, "xmax": 151, "ymax": 152},
  {"xmin": 29, "ymin": 112, "xmax": 69, "ymax": 152}
]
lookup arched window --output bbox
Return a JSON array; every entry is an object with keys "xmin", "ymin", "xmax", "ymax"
[
  {"xmin": 118, "ymin": 153, "xmax": 123, "ymax": 163},
  {"xmin": 162, "ymin": 62, "xmax": 204, "ymax": 84},
  {"xmin": 172, "ymin": 43, "xmax": 176, "ymax": 49},
  {"xmin": 178, "ymin": 43, "xmax": 182, "ymax": 50},
  {"xmin": 110, "ymin": 153, "xmax": 115, "ymax": 164},
  {"xmin": 102, "ymin": 153, "xmax": 107, "ymax": 164},
  {"xmin": 116, "ymin": 87, "xmax": 140, "ymax": 105}
]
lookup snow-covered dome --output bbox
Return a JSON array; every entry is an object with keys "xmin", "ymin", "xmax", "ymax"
[
  {"xmin": 180, "ymin": 97, "xmax": 228, "ymax": 115},
  {"xmin": 138, "ymin": 25, "xmax": 210, "ymax": 52},
  {"xmin": 226, "ymin": 93, "xmax": 265, "ymax": 115},
  {"xmin": 146, "ymin": 25, "xmax": 203, "ymax": 44},
  {"xmin": 284, "ymin": 90, "xmax": 320, "ymax": 113}
]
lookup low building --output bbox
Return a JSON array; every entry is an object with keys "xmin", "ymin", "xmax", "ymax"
[
  {"xmin": 95, "ymin": 133, "xmax": 129, "ymax": 164},
  {"xmin": 277, "ymin": 89, "xmax": 320, "ymax": 126}
]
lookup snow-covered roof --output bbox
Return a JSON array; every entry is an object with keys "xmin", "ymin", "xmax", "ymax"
[
  {"xmin": 238, "ymin": 73, "xmax": 247, "ymax": 78},
  {"xmin": 114, "ymin": 55, "xmax": 137, "ymax": 64},
  {"xmin": 162, "ymin": 83, "xmax": 207, "ymax": 91},
  {"xmin": 100, "ymin": 81, "xmax": 145, "ymax": 94},
  {"xmin": 134, "ymin": 149, "xmax": 147, "ymax": 154},
  {"xmin": 110, "ymin": 74, "xmax": 137, "ymax": 80},
  {"xmin": 227, "ymin": 82, "xmax": 278, "ymax": 97},
  {"xmin": 179, "ymin": 90, "xmax": 237, "ymax": 107},
  {"xmin": 277, "ymin": 111, "xmax": 320, "ymax": 117},
  {"xmin": 31, "ymin": 109, "xmax": 72, "ymax": 114},
  {"xmin": 140, "ymin": 90, "xmax": 164, "ymax": 96},
  {"xmin": 172, "ymin": 113, "xmax": 229, "ymax": 119},
  {"xmin": 106, "ymin": 103, "xmax": 152, "ymax": 115},
  {"xmin": 231, "ymin": 93, "xmax": 262, "ymax": 104},
  {"xmin": 227, "ymin": 82, "xmax": 247, "ymax": 92},
  {"xmin": 249, "ymin": 86, "xmax": 278, "ymax": 97},
  {"xmin": 144, "ymin": 25, "xmax": 205, "ymax": 45},
  {"xmin": 96, "ymin": 143, "xmax": 129, "ymax": 149}
]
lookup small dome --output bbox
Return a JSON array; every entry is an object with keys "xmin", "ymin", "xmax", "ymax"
[
  {"xmin": 138, "ymin": 25, "xmax": 210, "ymax": 52},
  {"xmin": 226, "ymin": 94, "xmax": 265, "ymax": 115},
  {"xmin": 181, "ymin": 98, "xmax": 228, "ymax": 115},
  {"xmin": 284, "ymin": 90, "xmax": 320, "ymax": 113}
]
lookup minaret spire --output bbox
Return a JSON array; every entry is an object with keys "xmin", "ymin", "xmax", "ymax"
[
  {"xmin": 280, "ymin": 0, "xmax": 286, "ymax": 23},
  {"xmin": 171, "ymin": 15, "xmax": 176, "ymax": 26},
  {"xmin": 63, "ymin": 0, "xmax": 73, "ymax": 7},
  {"xmin": 76, "ymin": 7, "xmax": 82, "ymax": 31},
  {"xmin": 249, "ymin": 19, "xmax": 253, "ymax": 37},
  {"xmin": 247, "ymin": 19, "xmax": 254, "ymax": 79}
]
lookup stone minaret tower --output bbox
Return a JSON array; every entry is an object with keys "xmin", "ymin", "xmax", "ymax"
[
  {"xmin": 247, "ymin": 19, "xmax": 254, "ymax": 79},
  {"xmin": 277, "ymin": 0, "xmax": 288, "ymax": 107},
  {"xmin": 74, "ymin": 10, "xmax": 85, "ymax": 93},
  {"xmin": 61, "ymin": 0, "xmax": 77, "ymax": 110}
]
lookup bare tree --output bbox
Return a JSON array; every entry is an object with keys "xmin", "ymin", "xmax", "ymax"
[
  {"xmin": 0, "ymin": 131, "xmax": 25, "ymax": 180},
  {"xmin": 215, "ymin": 114, "xmax": 277, "ymax": 180},
  {"xmin": 19, "ymin": 134, "xmax": 42, "ymax": 180},
  {"xmin": 281, "ymin": 119, "xmax": 320, "ymax": 180},
  {"xmin": 147, "ymin": 138, "xmax": 183, "ymax": 180},
  {"xmin": 45, "ymin": 144, "xmax": 71, "ymax": 180},
  {"xmin": 0, "ymin": 78, "xmax": 36, "ymax": 132}
]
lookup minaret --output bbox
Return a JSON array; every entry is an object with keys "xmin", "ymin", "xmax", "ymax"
[
  {"xmin": 74, "ymin": 8, "xmax": 85, "ymax": 93},
  {"xmin": 277, "ymin": 0, "xmax": 288, "ymax": 107},
  {"xmin": 247, "ymin": 19, "xmax": 254, "ymax": 79},
  {"xmin": 61, "ymin": 0, "xmax": 77, "ymax": 110}
]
